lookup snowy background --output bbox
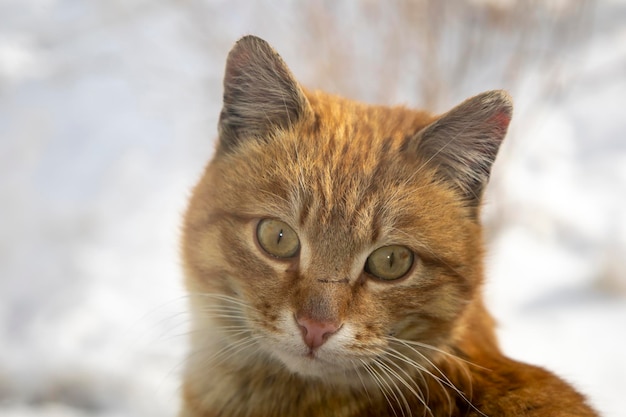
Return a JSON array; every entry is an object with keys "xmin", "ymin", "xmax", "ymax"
[{"xmin": 1, "ymin": 0, "xmax": 625, "ymax": 416}]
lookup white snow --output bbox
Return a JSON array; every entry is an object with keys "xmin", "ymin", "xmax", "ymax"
[{"xmin": 1, "ymin": 1, "xmax": 625, "ymax": 416}]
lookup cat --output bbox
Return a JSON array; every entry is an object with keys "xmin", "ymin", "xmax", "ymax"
[{"xmin": 179, "ymin": 35, "xmax": 598, "ymax": 417}]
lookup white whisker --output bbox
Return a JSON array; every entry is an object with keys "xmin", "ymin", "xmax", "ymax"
[
  {"xmin": 189, "ymin": 292, "xmax": 259, "ymax": 311},
  {"xmin": 378, "ymin": 354, "xmax": 431, "ymax": 417},
  {"xmin": 386, "ymin": 338, "xmax": 488, "ymax": 417},
  {"xmin": 350, "ymin": 360, "xmax": 373, "ymax": 404},
  {"xmin": 199, "ymin": 334, "xmax": 261, "ymax": 371},
  {"xmin": 386, "ymin": 344, "xmax": 456, "ymax": 412},
  {"xmin": 371, "ymin": 359, "xmax": 409, "ymax": 417},
  {"xmin": 361, "ymin": 359, "xmax": 399, "ymax": 417},
  {"xmin": 374, "ymin": 358, "xmax": 414, "ymax": 417},
  {"xmin": 388, "ymin": 337, "xmax": 484, "ymax": 369}
]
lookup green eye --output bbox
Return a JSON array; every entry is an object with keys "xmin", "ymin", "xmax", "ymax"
[
  {"xmin": 365, "ymin": 245, "xmax": 414, "ymax": 281},
  {"xmin": 256, "ymin": 219, "xmax": 300, "ymax": 258}
]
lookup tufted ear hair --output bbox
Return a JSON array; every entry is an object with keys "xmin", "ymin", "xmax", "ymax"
[
  {"xmin": 218, "ymin": 35, "xmax": 312, "ymax": 152},
  {"xmin": 414, "ymin": 90, "xmax": 513, "ymax": 205}
]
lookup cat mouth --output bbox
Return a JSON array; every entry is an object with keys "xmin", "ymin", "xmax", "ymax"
[
  {"xmin": 303, "ymin": 343, "xmax": 330, "ymax": 359},
  {"xmin": 270, "ymin": 344, "xmax": 348, "ymax": 377},
  {"xmin": 293, "ymin": 346, "xmax": 331, "ymax": 362}
]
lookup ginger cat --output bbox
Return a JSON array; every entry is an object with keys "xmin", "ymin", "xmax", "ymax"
[{"xmin": 180, "ymin": 35, "xmax": 597, "ymax": 417}]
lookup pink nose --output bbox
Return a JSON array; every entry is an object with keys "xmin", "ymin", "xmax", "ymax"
[{"xmin": 296, "ymin": 317, "xmax": 341, "ymax": 349}]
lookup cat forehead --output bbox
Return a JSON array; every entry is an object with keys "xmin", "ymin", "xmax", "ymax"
[
  {"xmin": 220, "ymin": 101, "xmax": 443, "ymax": 215},
  {"xmin": 304, "ymin": 90, "xmax": 433, "ymax": 143},
  {"xmin": 278, "ymin": 93, "xmax": 433, "ymax": 176},
  {"xmin": 233, "ymin": 135, "xmax": 442, "ymax": 238}
]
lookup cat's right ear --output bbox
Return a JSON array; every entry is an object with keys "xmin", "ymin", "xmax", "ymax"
[
  {"xmin": 218, "ymin": 35, "xmax": 312, "ymax": 152},
  {"xmin": 414, "ymin": 90, "xmax": 513, "ymax": 205}
]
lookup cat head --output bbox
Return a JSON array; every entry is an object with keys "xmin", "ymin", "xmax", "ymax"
[{"xmin": 182, "ymin": 36, "xmax": 512, "ymax": 380}]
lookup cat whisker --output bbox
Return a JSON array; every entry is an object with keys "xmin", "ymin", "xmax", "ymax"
[
  {"xmin": 372, "ymin": 357, "xmax": 414, "ymax": 417},
  {"xmin": 378, "ymin": 354, "xmax": 432, "ymax": 417},
  {"xmin": 188, "ymin": 292, "xmax": 258, "ymax": 310},
  {"xmin": 350, "ymin": 360, "xmax": 374, "ymax": 404},
  {"xmin": 198, "ymin": 313, "xmax": 247, "ymax": 321},
  {"xmin": 388, "ymin": 336, "xmax": 487, "ymax": 371},
  {"xmin": 389, "ymin": 336, "xmax": 485, "ymax": 400},
  {"xmin": 383, "ymin": 346, "xmax": 452, "ymax": 415},
  {"xmin": 360, "ymin": 359, "xmax": 400, "ymax": 417},
  {"xmin": 383, "ymin": 348, "xmax": 431, "ymax": 399},
  {"xmin": 214, "ymin": 325, "xmax": 253, "ymax": 331},
  {"xmin": 196, "ymin": 333, "xmax": 262, "ymax": 372},
  {"xmin": 190, "ymin": 293, "xmax": 265, "ymax": 327},
  {"xmin": 156, "ymin": 325, "xmax": 253, "ymax": 347},
  {"xmin": 168, "ymin": 332, "xmax": 258, "ymax": 391},
  {"xmin": 387, "ymin": 339, "xmax": 457, "ymax": 387},
  {"xmin": 378, "ymin": 351, "xmax": 432, "ymax": 415},
  {"xmin": 198, "ymin": 304, "xmax": 248, "ymax": 312},
  {"xmin": 386, "ymin": 341, "xmax": 487, "ymax": 417},
  {"xmin": 373, "ymin": 357, "xmax": 419, "ymax": 417}
]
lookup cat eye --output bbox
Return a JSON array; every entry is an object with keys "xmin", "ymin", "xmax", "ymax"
[
  {"xmin": 256, "ymin": 219, "xmax": 300, "ymax": 258},
  {"xmin": 365, "ymin": 245, "xmax": 414, "ymax": 281}
]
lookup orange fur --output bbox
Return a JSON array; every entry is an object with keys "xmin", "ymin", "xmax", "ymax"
[{"xmin": 179, "ymin": 36, "xmax": 597, "ymax": 417}]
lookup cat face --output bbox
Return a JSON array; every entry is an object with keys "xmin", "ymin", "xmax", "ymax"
[{"xmin": 182, "ymin": 36, "xmax": 511, "ymax": 382}]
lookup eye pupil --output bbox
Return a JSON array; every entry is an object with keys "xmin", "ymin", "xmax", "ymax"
[
  {"xmin": 388, "ymin": 251, "xmax": 395, "ymax": 268},
  {"xmin": 277, "ymin": 229, "xmax": 283, "ymax": 244}
]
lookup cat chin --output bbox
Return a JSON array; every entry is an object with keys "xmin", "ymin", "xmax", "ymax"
[
  {"xmin": 276, "ymin": 352, "xmax": 335, "ymax": 377},
  {"xmin": 271, "ymin": 348, "xmax": 354, "ymax": 379}
]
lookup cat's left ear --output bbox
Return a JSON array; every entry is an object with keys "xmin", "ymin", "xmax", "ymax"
[
  {"xmin": 414, "ymin": 90, "xmax": 513, "ymax": 204},
  {"xmin": 218, "ymin": 35, "xmax": 312, "ymax": 152}
]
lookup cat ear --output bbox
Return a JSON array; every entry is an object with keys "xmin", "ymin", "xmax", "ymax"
[
  {"xmin": 218, "ymin": 35, "xmax": 312, "ymax": 152},
  {"xmin": 415, "ymin": 90, "xmax": 513, "ymax": 204}
]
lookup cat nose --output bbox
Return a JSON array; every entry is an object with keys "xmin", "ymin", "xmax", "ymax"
[{"xmin": 296, "ymin": 316, "xmax": 341, "ymax": 349}]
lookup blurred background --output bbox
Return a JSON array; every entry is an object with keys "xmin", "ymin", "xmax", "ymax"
[{"xmin": 1, "ymin": 0, "xmax": 625, "ymax": 416}]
